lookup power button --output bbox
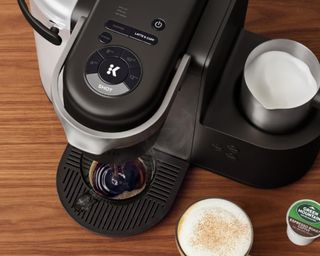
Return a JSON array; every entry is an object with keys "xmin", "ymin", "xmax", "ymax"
[{"xmin": 152, "ymin": 19, "xmax": 166, "ymax": 31}]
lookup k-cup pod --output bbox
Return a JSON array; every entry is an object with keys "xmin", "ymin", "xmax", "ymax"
[
  {"xmin": 286, "ymin": 199, "xmax": 320, "ymax": 246},
  {"xmin": 241, "ymin": 39, "xmax": 320, "ymax": 134},
  {"xmin": 176, "ymin": 198, "xmax": 254, "ymax": 256}
]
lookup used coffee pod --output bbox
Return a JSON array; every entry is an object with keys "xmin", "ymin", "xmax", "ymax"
[
  {"xmin": 176, "ymin": 198, "xmax": 254, "ymax": 256},
  {"xmin": 286, "ymin": 199, "xmax": 320, "ymax": 246}
]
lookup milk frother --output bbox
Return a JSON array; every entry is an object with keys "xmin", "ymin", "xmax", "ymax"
[{"xmin": 241, "ymin": 39, "xmax": 320, "ymax": 134}]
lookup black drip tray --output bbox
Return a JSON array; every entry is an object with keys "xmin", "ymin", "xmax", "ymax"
[{"xmin": 56, "ymin": 145, "xmax": 189, "ymax": 236}]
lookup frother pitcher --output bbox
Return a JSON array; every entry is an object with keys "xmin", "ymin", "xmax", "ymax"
[{"xmin": 241, "ymin": 39, "xmax": 320, "ymax": 134}]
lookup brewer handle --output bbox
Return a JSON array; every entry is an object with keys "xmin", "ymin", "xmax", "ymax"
[{"xmin": 17, "ymin": 0, "xmax": 62, "ymax": 45}]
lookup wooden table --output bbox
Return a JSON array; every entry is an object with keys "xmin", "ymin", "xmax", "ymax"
[{"xmin": 0, "ymin": 0, "xmax": 319, "ymax": 255}]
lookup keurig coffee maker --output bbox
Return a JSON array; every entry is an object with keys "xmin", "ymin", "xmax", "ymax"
[{"xmin": 19, "ymin": 0, "xmax": 320, "ymax": 236}]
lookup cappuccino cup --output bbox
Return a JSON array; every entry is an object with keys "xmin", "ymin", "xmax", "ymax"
[{"xmin": 176, "ymin": 198, "xmax": 253, "ymax": 256}]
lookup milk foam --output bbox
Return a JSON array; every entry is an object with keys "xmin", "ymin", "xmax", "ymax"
[
  {"xmin": 245, "ymin": 51, "xmax": 318, "ymax": 109},
  {"xmin": 177, "ymin": 199, "xmax": 253, "ymax": 256}
]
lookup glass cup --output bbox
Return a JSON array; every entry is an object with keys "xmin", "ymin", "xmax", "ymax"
[
  {"xmin": 176, "ymin": 198, "xmax": 254, "ymax": 256},
  {"xmin": 87, "ymin": 150, "xmax": 156, "ymax": 201}
]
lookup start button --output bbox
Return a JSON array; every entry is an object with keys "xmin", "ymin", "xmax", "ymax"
[{"xmin": 152, "ymin": 18, "xmax": 166, "ymax": 31}]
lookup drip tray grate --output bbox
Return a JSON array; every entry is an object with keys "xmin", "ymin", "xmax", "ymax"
[{"xmin": 57, "ymin": 145, "xmax": 189, "ymax": 236}]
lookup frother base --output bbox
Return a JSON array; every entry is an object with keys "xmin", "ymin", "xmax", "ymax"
[
  {"xmin": 57, "ymin": 145, "xmax": 189, "ymax": 236},
  {"xmin": 192, "ymin": 30, "xmax": 320, "ymax": 188}
]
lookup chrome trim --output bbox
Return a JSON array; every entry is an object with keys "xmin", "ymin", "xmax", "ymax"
[
  {"xmin": 31, "ymin": 0, "xmax": 78, "ymax": 30},
  {"xmin": 51, "ymin": 17, "xmax": 191, "ymax": 155}
]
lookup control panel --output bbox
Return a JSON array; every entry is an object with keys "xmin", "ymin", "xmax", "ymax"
[
  {"xmin": 86, "ymin": 46, "xmax": 142, "ymax": 96},
  {"xmin": 105, "ymin": 20, "xmax": 158, "ymax": 46},
  {"xmin": 63, "ymin": 0, "xmax": 208, "ymax": 132}
]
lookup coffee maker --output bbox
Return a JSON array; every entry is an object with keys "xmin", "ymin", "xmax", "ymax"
[{"xmin": 19, "ymin": 0, "xmax": 320, "ymax": 236}]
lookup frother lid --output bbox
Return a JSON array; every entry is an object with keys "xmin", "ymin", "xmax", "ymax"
[{"xmin": 31, "ymin": 0, "xmax": 78, "ymax": 30}]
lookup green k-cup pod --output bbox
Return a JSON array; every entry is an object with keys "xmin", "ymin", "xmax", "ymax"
[{"xmin": 286, "ymin": 199, "xmax": 320, "ymax": 246}]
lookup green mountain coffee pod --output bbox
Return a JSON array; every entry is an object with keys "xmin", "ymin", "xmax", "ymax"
[{"xmin": 286, "ymin": 199, "xmax": 320, "ymax": 246}]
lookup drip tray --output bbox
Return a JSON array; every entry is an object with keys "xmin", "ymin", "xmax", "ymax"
[{"xmin": 57, "ymin": 145, "xmax": 189, "ymax": 236}]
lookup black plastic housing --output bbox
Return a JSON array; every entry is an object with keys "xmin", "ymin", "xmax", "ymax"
[{"xmin": 191, "ymin": 31, "xmax": 320, "ymax": 188}]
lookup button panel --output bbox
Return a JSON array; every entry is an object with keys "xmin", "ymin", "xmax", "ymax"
[
  {"xmin": 105, "ymin": 20, "xmax": 158, "ymax": 46},
  {"xmin": 85, "ymin": 46, "xmax": 142, "ymax": 97}
]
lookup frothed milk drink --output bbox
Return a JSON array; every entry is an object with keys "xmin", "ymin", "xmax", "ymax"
[
  {"xmin": 176, "ymin": 199, "xmax": 253, "ymax": 256},
  {"xmin": 245, "ymin": 51, "xmax": 318, "ymax": 110}
]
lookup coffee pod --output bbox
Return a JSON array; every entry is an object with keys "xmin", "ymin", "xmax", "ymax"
[
  {"xmin": 286, "ymin": 199, "xmax": 320, "ymax": 246},
  {"xmin": 176, "ymin": 198, "xmax": 254, "ymax": 256}
]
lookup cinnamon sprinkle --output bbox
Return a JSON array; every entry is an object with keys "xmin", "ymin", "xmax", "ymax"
[{"xmin": 189, "ymin": 208, "xmax": 251, "ymax": 255}]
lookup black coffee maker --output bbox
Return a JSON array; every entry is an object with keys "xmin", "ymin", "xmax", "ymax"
[{"xmin": 19, "ymin": 0, "xmax": 320, "ymax": 236}]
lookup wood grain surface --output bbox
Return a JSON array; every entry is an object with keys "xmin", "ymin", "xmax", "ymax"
[{"xmin": 0, "ymin": 0, "xmax": 320, "ymax": 255}]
